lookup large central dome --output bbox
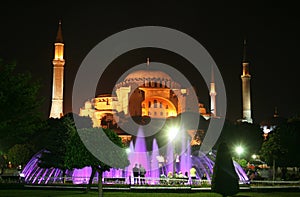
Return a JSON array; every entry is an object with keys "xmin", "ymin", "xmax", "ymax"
[
  {"xmin": 124, "ymin": 69, "xmax": 172, "ymax": 81},
  {"xmin": 114, "ymin": 68, "xmax": 181, "ymax": 90}
]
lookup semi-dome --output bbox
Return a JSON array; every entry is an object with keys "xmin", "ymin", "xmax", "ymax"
[
  {"xmin": 124, "ymin": 69, "xmax": 172, "ymax": 81},
  {"xmin": 84, "ymin": 100, "xmax": 92, "ymax": 109}
]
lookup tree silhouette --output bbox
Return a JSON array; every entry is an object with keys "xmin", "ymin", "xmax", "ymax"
[
  {"xmin": 0, "ymin": 59, "xmax": 44, "ymax": 152},
  {"xmin": 35, "ymin": 113, "xmax": 93, "ymax": 183},
  {"xmin": 65, "ymin": 128, "xmax": 129, "ymax": 197},
  {"xmin": 211, "ymin": 142, "xmax": 239, "ymax": 197}
]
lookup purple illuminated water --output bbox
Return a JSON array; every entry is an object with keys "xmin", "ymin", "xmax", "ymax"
[
  {"xmin": 127, "ymin": 126, "xmax": 149, "ymax": 182},
  {"xmin": 22, "ymin": 128, "xmax": 249, "ymax": 184},
  {"xmin": 150, "ymin": 138, "xmax": 160, "ymax": 183},
  {"xmin": 166, "ymin": 140, "xmax": 174, "ymax": 175},
  {"xmin": 178, "ymin": 136, "xmax": 192, "ymax": 175},
  {"xmin": 22, "ymin": 150, "xmax": 71, "ymax": 184}
]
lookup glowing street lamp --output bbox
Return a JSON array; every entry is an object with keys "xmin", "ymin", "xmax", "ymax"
[
  {"xmin": 235, "ymin": 146, "xmax": 244, "ymax": 160},
  {"xmin": 125, "ymin": 147, "xmax": 131, "ymax": 154},
  {"xmin": 168, "ymin": 126, "xmax": 179, "ymax": 140}
]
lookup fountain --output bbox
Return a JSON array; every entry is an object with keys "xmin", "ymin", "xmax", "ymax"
[
  {"xmin": 21, "ymin": 150, "xmax": 72, "ymax": 184},
  {"xmin": 22, "ymin": 127, "xmax": 249, "ymax": 184},
  {"xmin": 126, "ymin": 126, "xmax": 150, "ymax": 184},
  {"xmin": 150, "ymin": 138, "xmax": 160, "ymax": 183}
]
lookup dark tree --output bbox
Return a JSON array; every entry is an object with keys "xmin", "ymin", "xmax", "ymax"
[
  {"xmin": 34, "ymin": 113, "xmax": 92, "ymax": 182},
  {"xmin": 211, "ymin": 142, "xmax": 239, "ymax": 197},
  {"xmin": 0, "ymin": 60, "xmax": 44, "ymax": 152},
  {"xmin": 281, "ymin": 119, "xmax": 300, "ymax": 168},
  {"xmin": 0, "ymin": 154, "xmax": 6, "ymax": 175},
  {"xmin": 65, "ymin": 128, "xmax": 129, "ymax": 197},
  {"xmin": 7, "ymin": 143, "xmax": 34, "ymax": 167},
  {"xmin": 259, "ymin": 118, "xmax": 300, "ymax": 180},
  {"xmin": 259, "ymin": 130, "xmax": 286, "ymax": 166},
  {"xmin": 35, "ymin": 116, "xmax": 74, "ymax": 182}
]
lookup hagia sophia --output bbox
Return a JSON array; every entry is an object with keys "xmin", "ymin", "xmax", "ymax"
[
  {"xmin": 79, "ymin": 65, "xmax": 209, "ymax": 127},
  {"xmin": 49, "ymin": 21, "xmax": 256, "ymax": 143}
]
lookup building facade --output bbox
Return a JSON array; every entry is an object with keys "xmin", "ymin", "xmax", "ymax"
[{"xmin": 80, "ymin": 68, "xmax": 209, "ymax": 128}]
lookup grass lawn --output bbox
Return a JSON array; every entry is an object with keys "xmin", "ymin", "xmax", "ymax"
[{"xmin": 1, "ymin": 190, "xmax": 300, "ymax": 197}]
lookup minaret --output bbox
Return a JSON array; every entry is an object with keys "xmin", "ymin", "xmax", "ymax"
[
  {"xmin": 210, "ymin": 65, "xmax": 217, "ymax": 117},
  {"xmin": 273, "ymin": 106, "xmax": 279, "ymax": 118},
  {"xmin": 49, "ymin": 20, "xmax": 65, "ymax": 118},
  {"xmin": 147, "ymin": 57, "xmax": 150, "ymax": 66},
  {"xmin": 241, "ymin": 39, "xmax": 253, "ymax": 123}
]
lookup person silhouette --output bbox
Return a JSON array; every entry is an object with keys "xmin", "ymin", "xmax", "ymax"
[
  {"xmin": 201, "ymin": 173, "xmax": 207, "ymax": 180},
  {"xmin": 139, "ymin": 164, "xmax": 146, "ymax": 185},
  {"xmin": 190, "ymin": 166, "xmax": 197, "ymax": 184},
  {"xmin": 132, "ymin": 163, "xmax": 139, "ymax": 184}
]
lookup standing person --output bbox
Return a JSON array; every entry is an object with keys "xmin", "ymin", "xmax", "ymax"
[
  {"xmin": 139, "ymin": 164, "xmax": 146, "ymax": 185},
  {"xmin": 132, "ymin": 163, "xmax": 139, "ymax": 185},
  {"xmin": 157, "ymin": 154, "xmax": 166, "ymax": 175},
  {"xmin": 190, "ymin": 166, "xmax": 197, "ymax": 184},
  {"xmin": 175, "ymin": 153, "xmax": 180, "ymax": 172}
]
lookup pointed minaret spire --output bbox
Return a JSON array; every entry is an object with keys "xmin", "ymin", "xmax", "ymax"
[
  {"xmin": 243, "ymin": 38, "xmax": 247, "ymax": 63},
  {"xmin": 55, "ymin": 20, "xmax": 63, "ymax": 43},
  {"xmin": 274, "ymin": 106, "xmax": 279, "ymax": 118},
  {"xmin": 211, "ymin": 65, "xmax": 215, "ymax": 83},
  {"xmin": 147, "ymin": 57, "xmax": 150, "ymax": 66},
  {"xmin": 50, "ymin": 20, "xmax": 65, "ymax": 118},
  {"xmin": 210, "ymin": 65, "xmax": 217, "ymax": 117}
]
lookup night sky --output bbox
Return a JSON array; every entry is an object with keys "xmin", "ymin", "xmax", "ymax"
[{"xmin": 1, "ymin": 1, "xmax": 299, "ymax": 124}]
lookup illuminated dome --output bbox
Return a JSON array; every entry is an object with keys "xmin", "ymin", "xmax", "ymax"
[
  {"xmin": 115, "ymin": 69, "xmax": 180, "ymax": 90},
  {"xmin": 124, "ymin": 70, "xmax": 172, "ymax": 81}
]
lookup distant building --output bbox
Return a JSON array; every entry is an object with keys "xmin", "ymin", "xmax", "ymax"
[
  {"xmin": 48, "ymin": 21, "xmax": 256, "ymax": 144},
  {"xmin": 260, "ymin": 107, "xmax": 287, "ymax": 140},
  {"xmin": 80, "ymin": 68, "xmax": 210, "ymax": 128}
]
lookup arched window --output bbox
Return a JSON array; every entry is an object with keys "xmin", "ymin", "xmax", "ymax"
[{"xmin": 154, "ymin": 100, "xmax": 157, "ymax": 108}]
